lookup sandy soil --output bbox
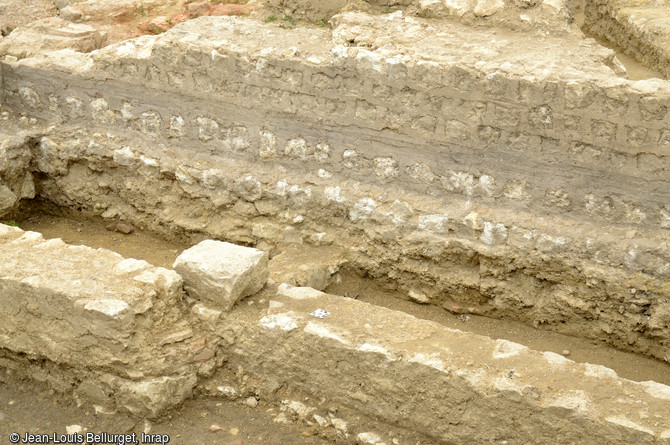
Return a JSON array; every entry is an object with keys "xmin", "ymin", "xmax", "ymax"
[{"xmin": 18, "ymin": 205, "xmax": 191, "ymax": 269}]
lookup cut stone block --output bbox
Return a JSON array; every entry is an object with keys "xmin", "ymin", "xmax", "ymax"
[
  {"xmin": 0, "ymin": 17, "xmax": 106, "ymax": 59},
  {"xmin": 173, "ymin": 240, "xmax": 269, "ymax": 311}
]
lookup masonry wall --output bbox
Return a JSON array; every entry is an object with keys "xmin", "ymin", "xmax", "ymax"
[
  {"xmin": 1, "ymin": 15, "xmax": 669, "ymax": 363},
  {"xmin": 5, "ymin": 19, "xmax": 670, "ymax": 232}
]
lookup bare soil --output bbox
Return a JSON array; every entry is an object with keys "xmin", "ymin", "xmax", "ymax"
[
  {"xmin": 326, "ymin": 270, "xmax": 670, "ymax": 386},
  {"xmin": 17, "ymin": 207, "xmax": 190, "ymax": 269},
  {"xmin": 0, "ymin": 0, "xmax": 57, "ymax": 35},
  {"xmin": 0, "ymin": 371, "xmax": 330, "ymax": 445}
]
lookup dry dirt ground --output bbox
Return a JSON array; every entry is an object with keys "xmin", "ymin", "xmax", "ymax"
[
  {"xmin": 0, "ymin": 0, "xmax": 58, "ymax": 35},
  {"xmin": 0, "ymin": 371, "xmax": 331, "ymax": 445}
]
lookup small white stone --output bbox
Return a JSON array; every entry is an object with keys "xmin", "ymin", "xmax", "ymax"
[
  {"xmin": 313, "ymin": 414, "xmax": 329, "ymax": 427},
  {"xmin": 317, "ymin": 169, "xmax": 332, "ymax": 179},
  {"xmin": 493, "ymin": 339, "xmax": 528, "ymax": 359},
  {"xmin": 112, "ymin": 146, "xmax": 135, "ymax": 167},
  {"xmin": 83, "ymin": 299, "xmax": 130, "ymax": 320},
  {"xmin": 113, "ymin": 258, "xmax": 150, "ymax": 275},
  {"xmin": 191, "ymin": 304, "xmax": 222, "ymax": 322},
  {"xmin": 66, "ymin": 425, "xmax": 83, "ymax": 435},
  {"xmin": 408, "ymin": 289, "xmax": 430, "ymax": 303},
  {"xmin": 357, "ymin": 431, "xmax": 384, "ymax": 444},
  {"xmin": 349, "ymin": 198, "xmax": 377, "ymax": 222},
  {"xmin": 259, "ymin": 313, "xmax": 298, "ymax": 332},
  {"xmin": 325, "ymin": 186, "xmax": 344, "ymax": 203},
  {"xmin": 418, "ymin": 214, "xmax": 449, "ymax": 234}
]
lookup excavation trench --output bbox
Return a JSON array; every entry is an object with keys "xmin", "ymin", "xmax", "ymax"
[
  {"xmin": 9, "ymin": 203, "xmax": 670, "ymax": 387},
  {"xmin": 571, "ymin": 0, "xmax": 666, "ymax": 81},
  {"xmin": 2, "ymin": 3, "xmax": 670, "ymax": 443}
]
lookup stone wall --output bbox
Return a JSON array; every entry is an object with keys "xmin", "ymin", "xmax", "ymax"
[
  {"xmin": 227, "ymin": 284, "xmax": 670, "ymax": 444},
  {"xmin": 5, "ymin": 15, "xmax": 669, "ymax": 231},
  {"xmin": 1, "ymin": 14, "xmax": 669, "ymax": 362},
  {"xmin": 267, "ymin": 0, "xmax": 576, "ymax": 35},
  {"xmin": 0, "ymin": 224, "xmax": 209, "ymax": 417},
  {"xmin": 584, "ymin": 0, "xmax": 670, "ymax": 78},
  {"xmin": 2, "ymin": 224, "xmax": 670, "ymax": 443}
]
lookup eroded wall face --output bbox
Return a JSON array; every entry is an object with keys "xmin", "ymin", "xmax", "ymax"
[{"xmin": 1, "ymin": 16, "xmax": 669, "ymax": 362}]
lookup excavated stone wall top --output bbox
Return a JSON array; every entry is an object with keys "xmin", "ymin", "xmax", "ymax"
[
  {"xmin": 584, "ymin": 0, "xmax": 670, "ymax": 78},
  {"xmin": 230, "ymin": 283, "xmax": 670, "ymax": 444},
  {"xmin": 267, "ymin": 0, "xmax": 576, "ymax": 35},
  {"xmin": 0, "ymin": 223, "xmax": 182, "ymax": 365}
]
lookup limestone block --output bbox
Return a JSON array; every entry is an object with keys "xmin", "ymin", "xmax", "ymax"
[
  {"xmin": 116, "ymin": 375, "xmax": 197, "ymax": 418},
  {"xmin": 173, "ymin": 240, "xmax": 269, "ymax": 310},
  {"xmin": 0, "ymin": 18, "xmax": 105, "ymax": 59}
]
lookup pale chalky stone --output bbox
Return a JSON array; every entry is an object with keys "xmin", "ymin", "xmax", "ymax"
[{"xmin": 173, "ymin": 240, "xmax": 269, "ymax": 310}]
